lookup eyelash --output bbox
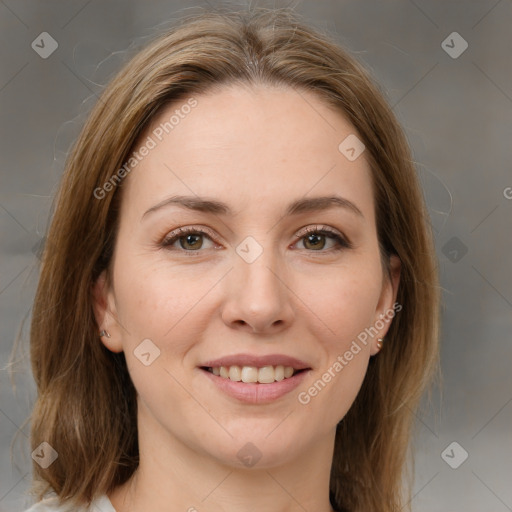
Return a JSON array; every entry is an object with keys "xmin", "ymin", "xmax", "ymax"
[{"xmin": 160, "ymin": 225, "xmax": 352, "ymax": 255}]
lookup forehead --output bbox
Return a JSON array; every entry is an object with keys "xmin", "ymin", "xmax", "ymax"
[{"xmin": 121, "ymin": 84, "xmax": 375, "ymax": 223}]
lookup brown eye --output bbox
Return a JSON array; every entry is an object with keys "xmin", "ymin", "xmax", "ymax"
[
  {"xmin": 161, "ymin": 227, "xmax": 217, "ymax": 252},
  {"xmin": 302, "ymin": 232, "xmax": 327, "ymax": 250},
  {"xmin": 178, "ymin": 233, "xmax": 204, "ymax": 250},
  {"xmin": 296, "ymin": 226, "xmax": 352, "ymax": 252}
]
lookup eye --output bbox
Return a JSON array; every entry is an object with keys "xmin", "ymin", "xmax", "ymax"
[
  {"xmin": 293, "ymin": 225, "xmax": 352, "ymax": 252},
  {"xmin": 160, "ymin": 224, "xmax": 352, "ymax": 255},
  {"xmin": 161, "ymin": 226, "xmax": 218, "ymax": 252}
]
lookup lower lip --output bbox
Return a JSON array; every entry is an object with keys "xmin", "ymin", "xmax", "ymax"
[{"xmin": 200, "ymin": 368, "xmax": 310, "ymax": 404}]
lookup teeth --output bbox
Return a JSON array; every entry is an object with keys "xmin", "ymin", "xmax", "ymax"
[
  {"xmin": 228, "ymin": 366, "xmax": 242, "ymax": 381},
  {"xmin": 274, "ymin": 365, "xmax": 284, "ymax": 381},
  {"xmin": 208, "ymin": 364, "xmax": 299, "ymax": 384},
  {"xmin": 257, "ymin": 366, "xmax": 275, "ymax": 384},
  {"xmin": 241, "ymin": 366, "xmax": 258, "ymax": 383}
]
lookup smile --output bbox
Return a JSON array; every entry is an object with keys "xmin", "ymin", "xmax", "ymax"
[{"xmin": 203, "ymin": 365, "xmax": 304, "ymax": 384}]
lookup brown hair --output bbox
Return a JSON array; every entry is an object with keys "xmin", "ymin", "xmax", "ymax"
[{"xmin": 23, "ymin": 6, "xmax": 439, "ymax": 512}]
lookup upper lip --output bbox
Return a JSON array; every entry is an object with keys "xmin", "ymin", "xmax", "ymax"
[{"xmin": 200, "ymin": 353, "xmax": 311, "ymax": 370}]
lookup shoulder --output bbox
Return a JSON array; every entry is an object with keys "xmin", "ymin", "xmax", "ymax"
[
  {"xmin": 23, "ymin": 496, "xmax": 80, "ymax": 512},
  {"xmin": 23, "ymin": 494, "xmax": 114, "ymax": 512}
]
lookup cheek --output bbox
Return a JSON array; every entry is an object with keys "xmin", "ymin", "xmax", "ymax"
[
  {"xmin": 297, "ymin": 259, "xmax": 383, "ymax": 346},
  {"xmin": 112, "ymin": 265, "xmax": 211, "ymax": 415},
  {"xmin": 292, "ymin": 260, "xmax": 381, "ymax": 412},
  {"xmin": 114, "ymin": 256, "xmax": 208, "ymax": 331},
  {"xmin": 112, "ymin": 259, "xmax": 224, "ymax": 375},
  {"xmin": 293, "ymin": 271, "xmax": 380, "ymax": 426}
]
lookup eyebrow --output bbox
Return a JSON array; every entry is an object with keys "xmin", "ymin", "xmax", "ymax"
[{"xmin": 141, "ymin": 194, "xmax": 364, "ymax": 220}]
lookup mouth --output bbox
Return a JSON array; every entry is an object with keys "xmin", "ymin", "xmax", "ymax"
[
  {"xmin": 200, "ymin": 365, "xmax": 309, "ymax": 384},
  {"xmin": 199, "ymin": 363, "xmax": 311, "ymax": 404},
  {"xmin": 198, "ymin": 354, "xmax": 312, "ymax": 403}
]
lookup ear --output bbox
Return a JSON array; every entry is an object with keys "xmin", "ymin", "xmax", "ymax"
[
  {"xmin": 370, "ymin": 254, "xmax": 401, "ymax": 356},
  {"xmin": 92, "ymin": 270, "xmax": 123, "ymax": 353}
]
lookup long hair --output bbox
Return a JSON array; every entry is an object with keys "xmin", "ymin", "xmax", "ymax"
[{"xmin": 26, "ymin": 7, "xmax": 440, "ymax": 512}]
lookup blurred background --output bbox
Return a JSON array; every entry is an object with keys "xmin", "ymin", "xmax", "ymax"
[{"xmin": 1, "ymin": 1, "xmax": 511, "ymax": 511}]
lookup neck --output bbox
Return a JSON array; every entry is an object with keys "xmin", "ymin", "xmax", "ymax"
[{"xmin": 108, "ymin": 403, "xmax": 337, "ymax": 512}]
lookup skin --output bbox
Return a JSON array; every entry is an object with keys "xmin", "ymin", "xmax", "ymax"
[{"xmin": 93, "ymin": 83, "xmax": 401, "ymax": 512}]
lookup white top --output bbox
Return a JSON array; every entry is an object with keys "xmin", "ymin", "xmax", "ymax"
[{"xmin": 23, "ymin": 494, "xmax": 115, "ymax": 512}]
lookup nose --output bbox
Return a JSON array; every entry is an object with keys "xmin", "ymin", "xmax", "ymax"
[{"xmin": 221, "ymin": 247, "xmax": 295, "ymax": 334}]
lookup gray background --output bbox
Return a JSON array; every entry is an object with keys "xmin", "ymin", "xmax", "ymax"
[{"xmin": 1, "ymin": 1, "xmax": 511, "ymax": 511}]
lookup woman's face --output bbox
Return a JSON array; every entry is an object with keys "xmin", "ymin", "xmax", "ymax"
[{"xmin": 94, "ymin": 84, "xmax": 400, "ymax": 469}]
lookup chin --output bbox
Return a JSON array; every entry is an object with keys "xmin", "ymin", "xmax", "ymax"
[{"xmin": 202, "ymin": 428, "xmax": 310, "ymax": 470}]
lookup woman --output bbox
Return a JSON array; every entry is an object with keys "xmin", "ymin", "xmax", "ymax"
[{"xmin": 25, "ymin": 7, "xmax": 439, "ymax": 512}]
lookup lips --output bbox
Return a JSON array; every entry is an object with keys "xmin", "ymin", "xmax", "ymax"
[
  {"xmin": 197, "ymin": 353, "xmax": 312, "ymax": 403},
  {"xmin": 200, "ymin": 353, "xmax": 311, "ymax": 370}
]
